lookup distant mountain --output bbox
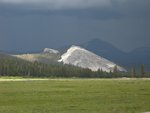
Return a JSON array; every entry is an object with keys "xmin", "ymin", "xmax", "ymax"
[
  {"xmin": 58, "ymin": 45, "xmax": 126, "ymax": 72},
  {"xmin": 80, "ymin": 38, "xmax": 127, "ymax": 65},
  {"xmin": 79, "ymin": 38, "xmax": 150, "ymax": 71}
]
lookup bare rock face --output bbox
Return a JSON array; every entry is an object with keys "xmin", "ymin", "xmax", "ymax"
[
  {"xmin": 43, "ymin": 48, "xmax": 59, "ymax": 54},
  {"xmin": 59, "ymin": 45, "xmax": 126, "ymax": 72}
]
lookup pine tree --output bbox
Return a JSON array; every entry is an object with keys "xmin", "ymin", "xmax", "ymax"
[
  {"xmin": 131, "ymin": 66, "xmax": 136, "ymax": 78},
  {"xmin": 113, "ymin": 65, "xmax": 118, "ymax": 73},
  {"xmin": 141, "ymin": 64, "xmax": 145, "ymax": 77},
  {"xmin": 113, "ymin": 65, "xmax": 118, "ymax": 78}
]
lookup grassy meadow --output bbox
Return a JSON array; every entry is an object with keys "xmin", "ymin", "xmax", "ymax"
[{"xmin": 0, "ymin": 78, "xmax": 150, "ymax": 113}]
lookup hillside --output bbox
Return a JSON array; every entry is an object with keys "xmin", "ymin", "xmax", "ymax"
[{"xmin": 13, "ymin": 48, "xmax": 61, "ymax": 65}]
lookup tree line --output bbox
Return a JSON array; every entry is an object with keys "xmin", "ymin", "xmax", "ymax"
[
  {"xmin": 130, "ymin": 64, "xmax": 150, "ymax": 78},
  {"xmin": 0, "ymin": 56, "xmax": 149, "ymax": 78}
]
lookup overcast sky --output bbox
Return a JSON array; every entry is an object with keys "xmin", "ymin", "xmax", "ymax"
[{"xmin": 0, "ymin": 0, "xmax": 150, "ymax": 52}]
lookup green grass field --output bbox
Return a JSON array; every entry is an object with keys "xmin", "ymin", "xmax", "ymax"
[{"xmin": 0, "ymin": 79, "xmax": 150, "ymax": 113}]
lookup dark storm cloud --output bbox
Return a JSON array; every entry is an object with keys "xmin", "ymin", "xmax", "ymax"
[
  {"xmin": 0, "ymin": 0, "xmax": 149, "ymax": 19},
  {"xmin": 0, "ymin": 0, "xmax": 113, "ymax": 9},
  {"xmin": 0, "ymin": 0, "xmax": 150, "ymax": 52}
]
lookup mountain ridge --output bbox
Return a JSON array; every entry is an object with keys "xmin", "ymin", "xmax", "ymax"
[
  {"xmin": 9, "ymin": 45, "xmax": 126, "ymax": 72},
  {"xmin": 79, "ymin": 39, "xmax": 150, "ymax": 69},
  {"xmin": 1, "ymin": 38, "xmax": 149, "ymax": 71}
]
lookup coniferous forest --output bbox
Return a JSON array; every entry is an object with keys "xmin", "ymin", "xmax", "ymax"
[{"xmin": 0, "ymin": 53, "xmax": 149, "ymax": 78}]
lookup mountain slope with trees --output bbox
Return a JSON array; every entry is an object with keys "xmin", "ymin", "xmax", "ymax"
[{"xmin": 0, "ymin": 52, "xmax": 126, "ymax": 78}]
